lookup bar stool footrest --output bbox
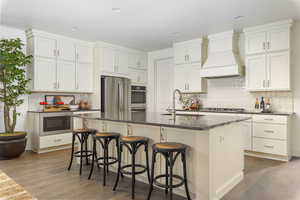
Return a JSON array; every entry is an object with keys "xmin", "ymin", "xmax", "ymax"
[
  {"xmin": 96, "ymin": 156, "xmax": 118, "ymax": 166},
  {"xmin": 74, "ymin": 150, "xmax": 93, "ymax": 158},
  {"xmin": 120, "ymin": 164, "xmax": 147, "ymax": 175},
  {"xmin": 154, "ymin": 174, "xmax": 185, "ymax": 189}
]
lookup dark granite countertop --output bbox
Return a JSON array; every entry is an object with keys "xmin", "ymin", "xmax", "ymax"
[
  {"xmin": 176, "ymin": 109, "xmax": 294, "ymax": 116},
  {"xmin": 28, "ymin": 109, "xmax": 100, "ymax": 113},
  {"xmin": 72, "ymin": 112, "xmax": 250, "ymax": 131}
]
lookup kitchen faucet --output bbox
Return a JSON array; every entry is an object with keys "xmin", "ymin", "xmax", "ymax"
[{"xmin": 172, "ymin": 89, "xmax": 182, "ymax": 116}]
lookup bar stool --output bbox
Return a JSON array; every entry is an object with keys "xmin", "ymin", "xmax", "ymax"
[
  {"xmin": 113, "ymin": 136, "xmax": 150, "ymax": 199},
  {"xmin": 67, "ymin": 128, "xmax": 96, "ymax": 175},
  {"xmin": 88, "ymin": 132, "xmax": 120, "ymax": 186},
  {"xmin": 147, "ymin": 142, "xmax": 191, "ymax": 200}
]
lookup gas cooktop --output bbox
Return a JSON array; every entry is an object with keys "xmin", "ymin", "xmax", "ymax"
[{"xmin": 199, "ymin": 108, "xmax": 245, "ymax": 113}]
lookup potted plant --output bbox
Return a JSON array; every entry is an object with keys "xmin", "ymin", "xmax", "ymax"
[{"xmin": 0, "ymin": 38, "xmax": 32, "ymax": 159}]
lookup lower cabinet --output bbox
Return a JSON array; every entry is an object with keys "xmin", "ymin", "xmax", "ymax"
[{"xmin": 39, "ymin": 133, "xmax": 72, "ymax": 149}]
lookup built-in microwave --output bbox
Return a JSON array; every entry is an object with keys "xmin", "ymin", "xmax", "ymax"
[
  {"xmin": 131, "ymin": 85, "xmax": 146, "ymax": 108},
  {"xmin": 39, "ymin": 112, "xmax": 73, "ymax": 136}
]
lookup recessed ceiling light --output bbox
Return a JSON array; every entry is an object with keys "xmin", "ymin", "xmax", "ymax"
[
  {"xmin": 71, "ymin": 27, "xmax": 78, "ymax": 32},
  {"xmin": 112, "ymin": 7, "xmax": 121, "ymax": 13},
  {"xmin": 234, "ymin": 16, "xmax": 245, "ymax": 20}
]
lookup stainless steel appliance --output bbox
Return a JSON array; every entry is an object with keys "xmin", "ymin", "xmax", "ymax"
[
  {"xmin": 40, "ymin": 112, "xmax": 73, "ymax": 136},
  {"xmin": 131, "ymin": 85, "xmax": 146, "ymax": 108},
  {"xmin": 101, "ymin": 76, "xmax": 131, "ymax": 118}
]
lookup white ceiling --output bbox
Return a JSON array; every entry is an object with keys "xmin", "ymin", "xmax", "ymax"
[{"xmin": 1, "ymin": 0, "xmax": 299, "ymax": 51}]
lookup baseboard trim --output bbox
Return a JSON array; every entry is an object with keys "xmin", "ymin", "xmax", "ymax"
[{"xmin": 215, "ymin": 172, "xmax": 243, "ymax": 200}]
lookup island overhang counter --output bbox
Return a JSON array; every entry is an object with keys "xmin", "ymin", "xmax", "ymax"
[{"xmin": 72, "ymin": 112, "xmax": 250, "ymax": 200}]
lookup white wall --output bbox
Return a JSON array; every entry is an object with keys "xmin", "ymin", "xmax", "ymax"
[
  {"xmin": 147, "ymin": 48, "xmax": 173, "ymax": 112},
  {"xmin": 0, "ymin": 26, "xmax": 28, "ymax": 133},
  {"xmin": 291, "ymin": 20, "xmax": 300, "ymax": 156}
]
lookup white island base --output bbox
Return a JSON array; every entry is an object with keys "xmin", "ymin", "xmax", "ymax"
[{"xmin": 75, "ymin": 118, "xmax": 244, "ymax": 200}]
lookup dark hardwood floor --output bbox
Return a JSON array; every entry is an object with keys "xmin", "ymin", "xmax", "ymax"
[{"xmin": 0, "ymin": 150, "xmax": 300, "ymax": 200}]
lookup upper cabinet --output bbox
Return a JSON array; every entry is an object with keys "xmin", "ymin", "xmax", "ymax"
[
  {"xmin": 173, "ymin": 39, "xmax": 202, "ymax": 65},
  {"xmin": 244, "ymin": 20, "xmax": 292, "ymax": 91},
  {"xmin": 129, "ymin": 53, "xmax": 147, "ymax": 69},
  {"xmin": 173, "ymin": 38, "xmax": 207, "ymax": 93},
  {"xmin": 95, "ymin": 42, "xmax": 148, "ymax": 86},
  {"xmin": 26, "ymin": 29, "xmax": 94, "ymax": 93}
]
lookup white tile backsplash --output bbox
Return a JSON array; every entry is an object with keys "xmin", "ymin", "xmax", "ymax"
[{"xmin": 181, "ymin": 77, "xmax": 294, "ymax": 113}]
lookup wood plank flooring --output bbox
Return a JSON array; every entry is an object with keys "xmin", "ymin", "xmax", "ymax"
[{"xmin": 0, "ymin": 150, "xmax": 300, "ymax": 200}]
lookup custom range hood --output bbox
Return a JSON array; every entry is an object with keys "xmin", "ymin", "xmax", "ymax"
[{"xmin": 200, "ymin": 30, "xmax": 244, "ymax": 78}]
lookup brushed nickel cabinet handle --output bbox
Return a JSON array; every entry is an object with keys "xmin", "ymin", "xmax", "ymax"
[
  {"xmin": 264, "ymin": 118, "xmax": 274, "ymax": 121},
  {"xmin": 264, "ymin": 130, "xmax": 274, "ymax": 133}
]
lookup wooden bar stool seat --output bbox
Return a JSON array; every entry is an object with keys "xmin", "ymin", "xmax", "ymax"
[
  {"xmin": 67, "ymin": 129, "xmax": 96, "ymax": 175},
  {"xmin": 147, "ymin": 142, "xmax": 191, "ymax": 200},
  {"xmin": 88, "ymin": 132, "xmax": 121, "ymax": 186}
]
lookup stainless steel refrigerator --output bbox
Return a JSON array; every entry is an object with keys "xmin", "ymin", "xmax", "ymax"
[{"xmin": 100, "ymin": 76, "xmax": 131, "ymax": 119}]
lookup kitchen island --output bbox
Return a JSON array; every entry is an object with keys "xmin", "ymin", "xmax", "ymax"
[{"xmin": 73, "ymin": 112, "xmax": 250, "ymax": 200}]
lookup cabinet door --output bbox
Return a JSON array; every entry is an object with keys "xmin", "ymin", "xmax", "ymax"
[
  {"xmin": 57, "ymin": 61, "xmax": 76, "ymax": 91},
  {"xmin": 76, "ymin": 45, "xmax": 93, "ymax": 63},
  {"xmin": 174, "ymin": 43, "xmax": 188, "ymax": 65},
  {"xmin": 76, "ymin": 63, "xmax": 93, "ymax": 92},
  {"xmin": 186, "ymin": 66, "xmax": 206, "ymax": 93},
  {"xmin": 102, "ymin": 47, "xmax": 115, "ymax": 73},
  {"xmin": 267, "ymin": 51, "xmax": 290, "ymax": 90},
  {"xmin": 129, "ymin": 69, "xmax": 139, "ymax": 83},
  {"xmin": 268, "ymin": 28, "xmax": 290, "ymax": 52},
  {"xmin": 57, "ymin": 40, "xmax": 75, "ymax": 61},
  {"xmin": 137, "ymin": 70, "xmax": 147, "ymax": 85},
  {"xmin": 246, "ymin": 54, "xmax": 267, "ymax": 90},
  {"xmin": 241, "ymin": 121, "xmax": 252, "ymax": 151},
  {"xmin": 188, "ymin": 41, "xmax": 202, "ymax": 64},
  {"xmin": 174, "ymin": 65, "xmax": 187, "ymax": 91},
  {"xmin": 115, "ymin": 50, "xmax": 129, "ymax": 74},
  {"xmin": 245, "ymin": 32, "xmax": 267, "ymax": 55},
  {"xmin": 34, "ymin": 57, "xmax": 57, "ymax": 91},
  {"xmin": 129, "ymin": 53, "xmax": 139, "ymax": 68},
  {"xmin": 138, "ymin": 54, "xmax": 147, "ymax": 69},
  {"xmin": 35, "ymin": 36, "xmax": 56, "ymax": 58}
]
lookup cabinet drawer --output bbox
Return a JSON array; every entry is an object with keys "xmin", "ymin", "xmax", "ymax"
[
  {"xmin": 40, "ymin": 133, "xmax": 72, "ymax": 149},
  {"xmin": 253, "ymin": 123, "xmax": 287, "ymax": 140},
  {"xmin": 252, "ymin": 115, "xmax": 287, "ymax": 124},
  {"xmin": 253, "ymin": 137, "xmax": 287, "ymax": 155}
]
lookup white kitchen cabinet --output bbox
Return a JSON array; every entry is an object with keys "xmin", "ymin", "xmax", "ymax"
[
  {"xmin": 246, "ymin": 52, "xmax": 290, "ymax": 91},
  {"xmin": 244, "ymin": 20, "xmax": 292, "ymax": 91},
  {"xmin": 102, "ymin": 47, "xmax": 115, "ymax": 73},
  {"xmin": 26, "ymin": 29, "xmax": 94, "ymax": 93},
  {"xmin": 241, "ymin": 121, "xmax": 252, "ymax": 151},
  {"xmin": 57, "ymin": 60, "xmax": 76, "ymax": 91},
  {"xmin": 129, "ymin": 53, "xmax": 147, "ymax": 69},
  {"xmin": 114, "ymin": 50, "xmax": 129, "ymax": 75},
  {"xmin": 173, "ymin": 39, "xmax": 202, "ymax": 65},
  {"xmin": 174, "ymin": 64, "xmax": 206, "ymax": 93},
  {"xmin": 267, "ymin": 51, "xmax": 290, "ymax": 90},
  {"xmin": 57, "ymin": 39, "xmax": 76, "ymax": 61},
  {"xmin": 35, "ymin": 36, "xmax": 56, "ymax": 58},
  {"xmin": 174, "ymin": 65, "xmax": 188, "ymax": 91},
  {"xmin": 76, "ymin": 44, "xmax": 93, "ymax": 63},
  {"xmin": 246, "ymin": 54, "xmax": 267, "ymax": 90},
  {"xmin": 33, "ymin": 57, "xmax": 57, "ymax": 91},
  {"xmin": 129, "ymin": 69, "xmax": 147, "ymax": 85},
  {"xmin": 76, "ymin": 63, "xmax": 93, "ymax": 92}
]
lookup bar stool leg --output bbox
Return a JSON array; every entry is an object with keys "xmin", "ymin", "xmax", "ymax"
[
  {"xmin": 169, "ymin": 152, "xmax": 174, "ymax": 200},
  {"xmin": 146, "ymin": 151, "xmax": 157, "ymax": 200},
  {"xmin": 131, "ymin": 144, "xmax": 136, "ymax": 199},
  {"xmin": 103, "ymin": 139, "xmax": 108, "ymax": 186},
  {"xmin": 165, "ymin": 154, "xmax": 169, "ymax": 195},
  {"xmin": 85, "ymin": 134, "xmax": 89, "ymax": 165},
  {"xmin": 106, "ymin": 140, "xmax": 110, "ymax": 174},
  {"xmin": 68, "ymin": 134, "xmax": 75, "ymax": 170},
  {"xmin": 113, "ymin": 143, "xmax": 122, "ymax": 191},
  {"xmin": 88, "ymin": 138, "xmax": 96, "ymax": 180},
  {"xmin": 182, "ymin": 152, "xmax": 191, "ymax": 200},
  {"xmin": 80, "ymin": 135, "xmax": 83, "ymax": 176},
  {"xmin": 145, "ymin": 143, "xmax": 151, "ymax": 183}
]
